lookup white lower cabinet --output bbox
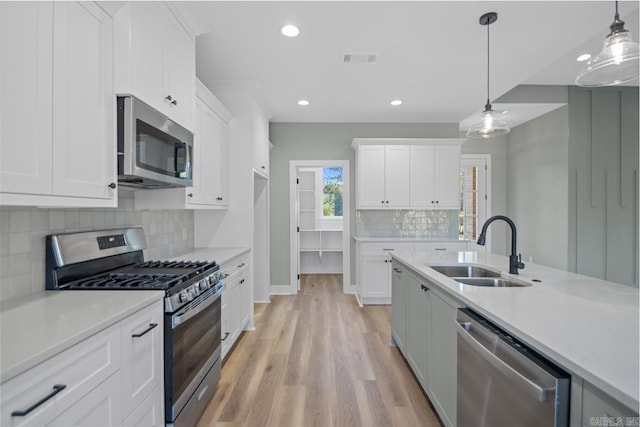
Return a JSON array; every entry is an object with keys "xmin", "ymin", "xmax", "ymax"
[
  {"xmin": 390, "ymin": 265, "xmax": 407, "ymax": 350},
  {"xmin": 0, "ymin": 301, "xmax": 163, "ymax": 427},
  {"xmin": 570, "ymin": 377, "xmax": 639, "ymax": 427},
  {"xmin": 391, "ymin": 259, "xmax": 460, "ymax": 427},
  {"xmin": 406, "ymin": 273, "xmax": 430, "ymax": 389},
  {"xmin": 356, "ymin": 241, "xmax": 466, "ymax": 305},
  {"xmin": 122, "ymin": 385, "xmax": 163, "ymax": 427},
  {"xmin": 49, "ymin": 373, "xmax": 121, "ymax": 427},
  {"xmin": 220, "ymin": 252, "xmax": 251, "ymax": 360},
  {"xmin": 428, "ymin": 289, "xmax": 460, "ymax": 427},
  {"xmin": 119, "ymin": 302, "xmax": 163, "ymax": 420}
]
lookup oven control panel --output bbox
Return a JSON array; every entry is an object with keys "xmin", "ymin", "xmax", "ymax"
[{"xmin": 165, "ymin": 268, "xmax": 223, "ymax": 313}]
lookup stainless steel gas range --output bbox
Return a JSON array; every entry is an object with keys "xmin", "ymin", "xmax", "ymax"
[{"xmin": 45, "ymin": 227, "xmax": 224, "ymax": 427}]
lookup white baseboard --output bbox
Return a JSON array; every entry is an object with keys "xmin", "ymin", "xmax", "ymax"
[
  {"xmin": 270, "ymin": 284, "xmax": 295, "ymax": 295},
  {"xmin": 254, "ymin": 300, "xmax": 271, "ymax": 304}
]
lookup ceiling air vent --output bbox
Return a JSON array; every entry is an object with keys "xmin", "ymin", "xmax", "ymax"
[{"xmin": 343, "ymin": 53, "xmax": 377, "ymax": 63}]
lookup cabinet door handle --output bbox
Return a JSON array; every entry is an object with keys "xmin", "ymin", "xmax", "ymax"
[
  {"xmin": 221, "ymin": 332, "xmax": 230, "ymax": 341},
  {"xmin": 165, "ymin": 95, "xmax": 173, "ymax": 101},
  {"xmin": 11, "ymin": 384, "xmax": 67, "ymax": 417},
  {"xmin": 261, "ymin": 166, "xmax": 266, "ymax": 169},
  {"xmin": 132, "ymin": 323, "xmax": 158, "ymax": 338},
  {"xmin": 393, "ymin": 268, "xmax": 401, "ymax": 273},
  {"xmin": 171, "ymin": 99, "xmax": 178, "ymax": 106},
  {"xmin": 237, "ymin": 263, "xmax": 245, "ymax": 268},
  {"xmin": 188, "ymin": 193, "xmax": 193, "ymax": 197},
  {"xmin": 217, "ymin": 197, "xmax": 223, "ymax": 201},
  {"xmin": 435, "ymin": 200, "xmax": 439, "ymax": 204},
  {"xmin": 108, "ymin": 182, "xmax": 117, "ymax": 189},
  {"xmin": 240, "ymin": 279, "xmax": 245, "ymax": 284}
]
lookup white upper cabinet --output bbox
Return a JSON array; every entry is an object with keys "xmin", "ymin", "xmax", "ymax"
[
  {"xmin": 254, "ymin": 116, "xmax": 270, "ymax": 176},
  {"xmin": 52, "ymin": 1, "xmax": 115, "ymax": 200},
  {"xmin": 410, "ymin": 146, "xmax": 436, "ymax": 207},
  {"xmin": 188, "ymin": 80, "xmax": 231, "ymax": 208},
  {"xmin": 357, "ymin": 145, "xmax": 411, "ymax": 208},
  {"xmin": 356, "ymin": 145, "xmax": 385, "ymax": 207},
  {"xmin": 383, "ymin": 145, "xmax": 411, "ymax": 207},
  {"xmin": 353, "ymin": 138, "xmax": 464, "ymax": 210},
  {"xmin": 0, "ymin": 1, "xmax": 117, "ymax": 208},
  {"xmin": 410, "ymin": 144, "xmax": 461, "ymax": 209},
  {"xmin": 114, "ymin": 2, "xmax": 195, "ymax": 130},
  {"xmin": 433, "ymin": 145, "xmax": 461, "ymax": 209}
]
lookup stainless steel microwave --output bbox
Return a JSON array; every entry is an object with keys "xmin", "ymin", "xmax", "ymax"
[{"xmin": 117, "ymin": 95, "xmax": 193, "ymax": 189}]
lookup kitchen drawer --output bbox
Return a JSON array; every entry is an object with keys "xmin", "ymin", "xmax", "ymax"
[
  {"xmin": 220, "ymin": 254, "xmax": 249, "ymax": 278},
  {"xmin": 414, "ymin": 241, "xmax": 467, "ymax": 252},
  {"xmin": 360, "ymin": 242, "xmax": 414, "ymax": 257},
  {"xmin": 0, "ymin": 323, "xmax": 120, "ymax": 427}
]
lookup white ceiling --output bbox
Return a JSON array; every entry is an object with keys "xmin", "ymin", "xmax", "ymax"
[{"xmin": 177, "ymin": 1, "xmax": 640, "ymax": 125}]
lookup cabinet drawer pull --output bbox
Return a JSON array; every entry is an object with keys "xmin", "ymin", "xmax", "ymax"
[
  {"xmin": 221, "ymin": 332, "xmax": 230, "ymax": 341},
  {"xmin": 434, "ymin": 248, "xmax": 447, "ymax": 251},
  {"xmin": 132, "ymin": 323, "xmax": 158, "ymax": 338},
  {"xmin": 217, "ymin": 197, "xmax": 223, "ymax": 201},
  {"xmin": 11, "ymin": 384, "xmax": 67, "ymax": 417},
  {"xmin": 240, "ymin": 279, "xmax": 245, "ymax": 284},
  {"xmin": 237, "ymin": 263, "xmax": 246, "ymax": 268},
  {"xmin": 383, "ymin": 248, "xmax": 394, "ymax": 251}
]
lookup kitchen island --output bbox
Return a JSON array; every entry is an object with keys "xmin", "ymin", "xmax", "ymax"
[{"xmin": 390, "ymin": 250, "xmax": 639, "ymax": 426}]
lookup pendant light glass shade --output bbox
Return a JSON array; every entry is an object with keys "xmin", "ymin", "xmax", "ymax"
[
  {"xmin": 576, "ymin": 1, "xmax": 640, "ymax": 87},
  {"xmin": 467, "ymin": 12, "xmax": 510, "ymax": 139},
  {"xmin": 467, "ymin": 106, "xmax": 510, "ymax": 139}
]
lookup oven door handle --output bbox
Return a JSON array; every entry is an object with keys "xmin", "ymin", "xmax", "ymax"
[{"xmin": 172, "ymin": 284, "xmax": 225, "ymax": 329}]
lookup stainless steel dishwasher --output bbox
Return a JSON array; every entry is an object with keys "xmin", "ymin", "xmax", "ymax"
[{"xmin": 456, "ymin": 308, "xmax": 570, "ymax": 427}]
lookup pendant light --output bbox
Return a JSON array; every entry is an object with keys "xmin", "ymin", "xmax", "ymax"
[
  {"xmin": 576, "ymin": 0, "xmax": 640, "ymax": 87},
  {"xmin": 467, "ymin": 12, "xmax": 510, "ymax": 139}
]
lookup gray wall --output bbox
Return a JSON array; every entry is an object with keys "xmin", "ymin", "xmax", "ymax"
[
  {"xmin": 568, "ymin": 86, "xmax": 639, "ymax": 286},
  {"xmin": 0, "ymin": 191, "xmax": 194, "ymax": 302},
  {"xmin": 506, "ymin": 104, "xmax": 570, "ymax": 270},
  {"xmin": 268, "ymin": 122, "xmax": 458, "ymax": 287}
]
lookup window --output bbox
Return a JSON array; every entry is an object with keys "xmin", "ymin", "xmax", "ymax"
[
  {"xmin": 320, "ymin": 167, "xmax": 343, "ymax": 217},
  {"xmin": 459, "ymin": 166, "xmax": 478, "ymax": 239},
  {"xmin": 459, "ymin": 157, "xmax": 489, "ymax": 241}
]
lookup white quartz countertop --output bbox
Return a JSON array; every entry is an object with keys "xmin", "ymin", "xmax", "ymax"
[
  {"xmin": 353, "ymin": 236, "xmax": 470, "ymax": 243},
  {"xmin": 171, "ymin": 247, "xmax": 250, "ymax": 266},
  {"xmin": 0, "ymin": 290, "xmax": 163, "ymax": 383},
  {"xmin": 390, "ymin": 250, "xmax": 640, "ymax": 411}
]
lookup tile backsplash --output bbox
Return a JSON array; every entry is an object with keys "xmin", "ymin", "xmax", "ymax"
[
  {"xmin": 355, "ymin": 209, "xmax": 459, "ymax": 238},
  {"xmin": 0, "ymin": 192, "xmax": 194, "ymax": 302}
]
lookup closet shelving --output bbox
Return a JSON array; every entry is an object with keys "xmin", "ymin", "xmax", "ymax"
[{"xmin": 298, "ymin": 169, "xmax": 343, "ymax": 274}]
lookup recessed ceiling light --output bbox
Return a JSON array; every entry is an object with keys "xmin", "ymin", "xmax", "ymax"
[
  {"xmin": 390, "ymin": 100, "xmax": 403, "ymax": 106},
  {"xmin": 298, "ymin": 99, "xmax": 309, "ymax": 106},
  {"xmin": 281, "ymin": 25, "xmax": 300, "ymax": 37},
  {"xmin": 576, "ymin": 53, "xmax": 591, "ymax": 62}
]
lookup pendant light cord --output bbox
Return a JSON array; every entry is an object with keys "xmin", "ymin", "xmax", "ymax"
[{"xmin": 486, "ymin": 20, "xmax": 490, "ymax": 107}]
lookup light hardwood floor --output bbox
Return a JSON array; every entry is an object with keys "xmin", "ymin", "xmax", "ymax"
[{"xmin": 197, "ymin": 274, "xmax": 442, "ymax": 427}]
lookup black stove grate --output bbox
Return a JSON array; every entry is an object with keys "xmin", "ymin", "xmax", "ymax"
[{"xmin": 63, "ymin": 260, "xmax": 218, "ymax": 290}]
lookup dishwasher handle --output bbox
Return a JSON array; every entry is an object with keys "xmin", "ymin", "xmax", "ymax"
[{"xmin": 455, "ymin": 320, "xmax": 555, "ymax": 402}]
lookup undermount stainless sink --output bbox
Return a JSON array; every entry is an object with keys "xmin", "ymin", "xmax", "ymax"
[
  {"xmin": 427, "ymin": 264, "xmax": 531, "ymax": 287},
  {"xmin": 453, "ymin": 277, "xmax": 531, "ymax": 288},
  {"xmin": 429, "ymin": 264, "xmax": 501, "ymax": 278}
]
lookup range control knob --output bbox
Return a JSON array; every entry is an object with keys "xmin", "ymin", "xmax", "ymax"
[
  {"xmin": 199, "ymin": 279, "xmax": 209, "ymax": 291},
  {"xmin": 179, "ymin": 290, "xmax": 192, "ymax": 303}
]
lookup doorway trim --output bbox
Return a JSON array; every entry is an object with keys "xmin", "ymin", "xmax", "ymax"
[{"xmin": 288, "ymin": 160, "xmax": 350, "ymax": 294}]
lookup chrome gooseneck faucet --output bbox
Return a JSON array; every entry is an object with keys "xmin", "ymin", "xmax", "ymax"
[{"xmin": 476, "ymin": 215, "xmax": 525, "ymax": 274}]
